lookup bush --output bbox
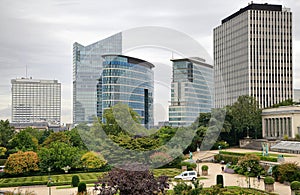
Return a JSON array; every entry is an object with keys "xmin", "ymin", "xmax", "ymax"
[
  {"xmin": 0, "ymin": 159, "xmax": 7, "ymax": 165},
  {"xmin": 214, "ymin": 154, "xmax": 240, "ymax": 165},
  {"xmin": 173, "ymin": 182, "xmax": 192, "ymax": 194},
  {"xmin": 291, "ymin": 181, "xmax": 300, "ymax": 190},
  {"xmin": 179, "ymin": 161, "xmax": 197, "ymax": 170},
  {"xmin": 216, "ymin": 174, "xmax": 224, "ymax": 188},
  {"xmin": 264, "ymin": 176, "xmax": 275, "ymax": 184},
  {"xmin": 201, "ymin": 165, "xmax": 208, "ymax": 171},
  {"xmin": 78, "ymin": 182, "xmax": 87, "ymax": 193},
  {"xmin": 72, "ymin": 175, "xmax": 80, "ymax": 187}
]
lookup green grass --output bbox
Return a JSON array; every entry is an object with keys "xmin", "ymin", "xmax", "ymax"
[
  {"xmin": 0, "ymin": 168, "xmax": 180, "ymax": 188},
  {"xmin": 248, "ymin": 152, "xmax": 294, "ymax": 157}
]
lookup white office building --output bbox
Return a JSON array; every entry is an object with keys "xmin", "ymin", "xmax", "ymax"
[
  {"xmin": 214, "ymin": 3, "xmax": 293, "ymax": 108},
  {"xmin": 11, "ymin": 78, "xmax": 61, "ymax": 124}
]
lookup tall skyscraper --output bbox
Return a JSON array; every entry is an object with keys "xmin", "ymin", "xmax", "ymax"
[
  {"xmin": 169, "ymin": 57, "xmax": 214, "ymax": 127},
  {"xmin": 73, "ymin": 33, "xmax": 122, "ymax": 124},
  {"xmin": 214, "ymin": 3, "xmax": 293, "ymax": 108},
  {"xmin": 11, "ymin": 78, "xmax": 61, "ymax": 124},
  {"xmin": 97, "ymin": 54, "xmax": 154, "ymax": 128}
]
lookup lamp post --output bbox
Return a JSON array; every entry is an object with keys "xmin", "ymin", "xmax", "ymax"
[
  {"xmin": 48, "ymin": 167, "xmax": 52, "ymax": 195},
  {"xmin": 196, "ymin": 159, "xmax": 201, "ymax": 176},
  {"xmin": 247, "ymin": 167, "xmax": 251, "ymax": 188}
]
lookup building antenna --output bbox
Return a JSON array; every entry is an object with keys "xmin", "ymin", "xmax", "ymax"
[
  {"xmin": 26, "ymin": 65, "xmax": 28, "ymax": 78},
  {"xmin": 171, "ymin": 51, "xmax": 174, "ymax": 59}
]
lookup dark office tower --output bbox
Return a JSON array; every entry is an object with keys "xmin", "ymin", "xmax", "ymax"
[
  {"xmin": 73, "ymin": 33, "xmax": 122, "ymax": 124},
  {"xmin": 97, "ymin": 55, "xmax": 154, "ymax": 128},
  {"xmin": 214, "ymin": 3, "xmax": 293, "ymax": 108}
]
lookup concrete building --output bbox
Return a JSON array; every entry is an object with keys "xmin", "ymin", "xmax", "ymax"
[
  {"xmin": 97, "ymin": 55, "xmax": 154, "ymax": 128},
  {"xmin": 169, "ymin": 57, "xmax": 214, "ymax": 127},
  {"xmin": 262, "ymin": 106, "xmax": 300, "ymax": 139},
  {"xmin": 294, "ymin": 89, "xmax": 300, "ymax": 103},
  {"xmin": 214, "ymin": 3, "xmax": 293, "ymax": 108},
  {"xmin": 73, "ymin": 33, "xmax": 122, "ymax": 124},
  {"xmin": 11, "ymin": 78, "xmax": 61, "ymax": 124}
]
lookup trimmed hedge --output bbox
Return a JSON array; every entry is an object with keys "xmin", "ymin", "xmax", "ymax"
[
  {"xmin": 201, "ymin": 165, "xmax": 208, "ymax": 171},
  {"xmin": 78, "ymin": 182, "xmax": 87, "ymax": 193},
  {"xmin": 264, "ymin": 176, "xmax": 275, "ymax": 184},
  {"xmin": 291, "ymin": 181, "xmax": 300, "ymax": 190},
  {"xmin": 260, "ymin": 156, "xmax": 277, "ymax": 162},
  {"xmin": 219, "ymin": 151, "xmax": 245, "ymax": 156},
  {"xmin": 214, "ymin": 154, "xmax": 240, "ymax": 165},
  {"xmin": 179, "ymin": 162, "xmax": 197, "ymax": 170},
  {"xmin": 72, "ymin": 175, "xmax": 80, "ymax": 187}
]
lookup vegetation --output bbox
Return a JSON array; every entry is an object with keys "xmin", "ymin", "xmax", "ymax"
[
  {"xmin": 4, "ymin": 151, "xmax": 39, "ymax": 175},
  {"xmin": 81, "ymin": 151, "xmax": 107, "ymax": 171},
  {"xmin": 201, "ymin": 165, "xmax": 208, "ymax": 171},
  {"xmin": 94, "ymin": 164, "xmax": 169, "ymax": 195},
  {"xmin": 0, "ymin": 120, "xmax": 15, "ymax": 147},
  {"xmin": 78, "ymin": 182, "xmax": 87, "ymax": 193},
  {"xmin": 291, "ymin": 181, "xmax": 300, "ymax": 191},
  {"xmin": 72, "ymin": 175, "xmax": 80, "ymax": 187},
  {"xmin": 264, "ymin": 176, "xmax": 275, "ymax": 184},
  {"xmin": 236, "ymin": 154, "xmax": 264, "ymax": 177},
  {"xmin": 272, "ymin": 162, "xmax": 300, "ymax": 183}
]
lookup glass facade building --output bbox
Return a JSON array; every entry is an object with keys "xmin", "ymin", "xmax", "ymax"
[
  {"xmin": 73, "ymin": 33, "xmax": 122, "ymax": 124},
  {"xmin": 169, "ymin": 58, "xmax": 214, "ymax": 127},
  {"xmin": 97, "ymin": 55, "xmax": 154, "ymax": 128},
  {"xmin": 11, "ymin": 78, "xmax": 61, "ymax": 124}
]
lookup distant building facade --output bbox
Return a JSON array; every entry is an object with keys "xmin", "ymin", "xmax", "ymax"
[
  {"xmin": 169, "ymin": 57, "xmax": 214, "ymax": 127},
  {"xmin": 214, "ymin": 3, "xmax": 293, "ymax": 108},
  {"xmin": 294, "ymin": 89, "xmax": 300, "ymax": 103},
  {"xmin": 97, "ymin": 55, "xmax": 154, "ymax": 128},
  {"xmin": 262, "ymin": 106, "xmax": 300, "ymax": 139},
  {"xmin": 11, "ymin": 78, "xmax": 61, "ymax": 124},
  {"xmin": 73, "ymin": 33, "xmax": 122, "ymax": 124}
]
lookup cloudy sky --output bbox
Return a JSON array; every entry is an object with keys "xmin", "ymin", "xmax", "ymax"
[{"xmin": 0, "ymin": 0, "xmax": 299, "ymax": 124}]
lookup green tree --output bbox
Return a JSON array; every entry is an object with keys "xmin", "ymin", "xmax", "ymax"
[
  {"xmin": 66, "ymin": 128, "xmax": 87, "ymax": 150},
  {"xmin": 237, "ymin": 154, "xmax": 263, "ymax": 177},
  {"xmin": 38, "ymin": 142, "xmax": 82, "ymax": 172},
  {"xmin": 230, "ymin": 95, "xmax": 262, "ymax": 139},
  {"xmin": 0, "ymin": 147, "xmax": 7, "ymax": 156},
  {"xmin": 4, "ymin": 151, "xmax": 39, "ymax": 175},
  {"xmin": 8, "ymin": 131, "xmax": 38, "ymax": 152},
  {"xmin": 81, "ymin": 151, "xmax": 106, "ymax": 170},
  {"xmin": 0, "ymin": 120, "xmax": 15, "ymax": 147},
  {"xmin": 102, "ymin": 103, "xmax": 143, "ymax": 136},
  {"xmin": 42, "ymin": 131, "xmax": 70, "ymax": 147},
  {"xmin": 272, "ymin": 99, "xmax": 298, "ymax": 108}
]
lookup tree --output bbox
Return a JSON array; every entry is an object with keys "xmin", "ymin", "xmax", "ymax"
[
  {"xmin": 42, "ymin": 131, "xmax": 70, "ymax": 147},
  {"xmin": 38, "ymin": 142, "xmax": 82, "ymax": 172},
  {"xmin": 4, "ymin": 151, "xmax": 39, "ymax": 175},
  {"xmin": 96, "ymin": 163, "xmax": 169, "ymax": 195},
  {"xmin": 237, "ymin": 154, "xmax": 263, "ymax": 177},
  {"xmin": 102, "ymin": 103, "xmax": 143, "ymax": 136},
  {"xmin": 81, "ymin": 151, "xmax": 107, "ymax": 170},
  {"xmin": 66, "ymin": 128, "xmax": 87, "ymax": 150},
  {"xmin": 0, "ymin": 147, "xmax": 6, "ymax": 156},
  {"xmin": 230, "ymin": 95, "xmax": 262, "ymax": 139},
  {"xmin": 0, "ymin": 120, "xmax": 15, "ymax": 147},
  {"xmin": 8, "ymin": 131, "xmax": 38, "ymax": 152}
]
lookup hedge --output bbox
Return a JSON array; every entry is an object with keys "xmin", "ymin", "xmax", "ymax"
[
  {"xmin": 219, "ymin": 151, "xmax": 246, "ymax": 156},
  {"xmin": 291, "ymin": 181, "xmax": 300, "ymax": 190},
  {"xmin": 214, "ymin": 154, "xmax": 240, "ymax": 165},
  {"xmin": 264, "ymin": 176, "xmax": 275, "ymax": 184}
]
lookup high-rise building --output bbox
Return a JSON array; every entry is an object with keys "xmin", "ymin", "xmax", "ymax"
[
  {"xmin": 214, "ymin": 3, "xmax": 293, "ymax": 108},
  {"xmin": 73, "ymin": 33, "xmax": 122, "ymax": 124},
  {"xmin": 11, "ymin": 78, "xmax": 61, "ymax": 124},
  {"xmin": 97, "ymin": 54, "xmax": 154, "ymax": 128},
  {"xmin": 169, "ymin": 57, "xmax": 214, "ymax": 127},
  {"xmin": 294, "ymin": 89, "xmax": 300, "ymax": 103}
]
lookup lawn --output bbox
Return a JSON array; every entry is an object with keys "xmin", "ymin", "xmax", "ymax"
[{"xmin": 0, "ymin": 168, "xmax": 182, "ymax": 188}]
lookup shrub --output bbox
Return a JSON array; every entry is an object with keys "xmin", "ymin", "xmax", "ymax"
[
  {"xmin": 214, "ymin": 154, "xmax": 240, "ymax": 165},
  {"xmin": 264, "ymin": 176, "xmax": 275, "ymax": 184},
  {"xmin": 179, "ymin": 161, "xmax": 197, "ymax": 170},
  {"xmin": 0, "ymin": 159, "xmax": 7, "ymax": 165},
  {"xmin": 201, "ymin": 165, "xmax": 208, "ymax": 171},
  {"xmin": 173, "ymin": 182, "xmax": 192, "ymax": 194},
  {"xmin": 237, "ymin": 154, "xmax": 263, "ymax": 176},
  {"xmin": 291, "ymin": 181, "xmax": 300, "ymax": 191},
  {"xmin": 216, "ymin": 174, "xmax": 224, "ymax": 188},
  {"xmin": 78, "ymin": 182, "xmax": 87, "ymax": 193},
  {"xmin": 277, "ymin": 162, "xmax": 300, "ymax": 183},
  {"xmin": 72, "ymin": 175, "xmax": 80, "ymax": 187}
]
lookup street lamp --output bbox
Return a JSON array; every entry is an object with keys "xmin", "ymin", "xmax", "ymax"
[
  {"xmin": 247, "ymin": 167, "xmax": 251, "ymax": 188},
  {"xmin": 48, "ymin": 167, "xmax": 52, "ymax": 195},
  {"xmin": 196, "ymin": 159, "xmax": 201, "ymax": 176}
]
